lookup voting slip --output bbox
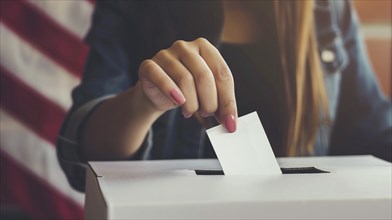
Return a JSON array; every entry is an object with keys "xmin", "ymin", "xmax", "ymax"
[{"xmin": 206, "ymin": 112, "xmax": 282, "ymax": 175}]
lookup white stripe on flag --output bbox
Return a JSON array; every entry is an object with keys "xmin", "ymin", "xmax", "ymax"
[
  {"xmin": 0, "ymin": 24, "xmax": 80, "ymax": 110},
  {"xmin": 27, "ymin": 0, "xmax": 93, "ymax": 39},
  {"xmin": 0, "ymin": 109, "xmax": 84, "ymax": 206}
]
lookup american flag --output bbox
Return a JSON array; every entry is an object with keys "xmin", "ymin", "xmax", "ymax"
[{"xmin": 1, "ymin": 0, "xmax": 95, "ymax": 219}]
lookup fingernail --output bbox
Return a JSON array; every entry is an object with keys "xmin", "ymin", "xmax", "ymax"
[
  {"xmin": 183, "ymin": 113, "xmax": 192, "ymax": 118},
  {"xmin": 169, "ymin": 89, "xmax": 185, "ymax": 105},
  {"xmin": 225, "ymin": 115, "xmax": 236, "ymax": 133},
  {"xmin": 200, "ymin": 112, "xmax": 212, "ymax": 117}
]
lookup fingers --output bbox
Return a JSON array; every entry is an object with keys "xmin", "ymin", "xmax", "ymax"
[
  {"xmin": 141, "ymin": 38, "xmax": 237, "ymax": 133},
  {"xmin": 154, "ymin": 42, "xmax": 219, "ymax": 119},
  {"xmin": 177, "ymin": 46, "xmax": 218, "ymax": 118},
  {"xmin": 139, "ymin": 59, "xmax": 186, "ymax": 110},
  {"xmin": 153, "ymin": 50, "xmax": 199, "ymax": 118},
  {"xmin": 197, "ymin": 38, "xmax": 237, "ymax": 132}
]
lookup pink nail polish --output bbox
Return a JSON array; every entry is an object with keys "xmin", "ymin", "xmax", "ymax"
[
  {"xmin": 169, "ymin": 89, "xmax": 185, "ymax": 105},
  {"xmin": 225, "ymin": 115, "xmax": 236, "ymax": 133}
]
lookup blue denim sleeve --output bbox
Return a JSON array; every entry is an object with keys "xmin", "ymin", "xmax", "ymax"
[
  {"xmin": 329, "ymin": 1, "xmax": 392, "ymax": 161},
  {"xmin": 73, "ymin": 2, "xmax": 137, "ymax": 106},
  {"xmin": 57, "ymin": 1, "xmax": 148, "ymax": 192}
]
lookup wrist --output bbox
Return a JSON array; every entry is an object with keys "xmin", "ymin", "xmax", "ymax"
[{"xmin": 129, "ymin": 82, "xmax": 165, "ymax": 120}]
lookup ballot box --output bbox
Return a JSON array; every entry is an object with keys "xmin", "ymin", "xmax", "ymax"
[{"xmin": 84, "ymin": 156, "xmax": 391, "ymax": 219}]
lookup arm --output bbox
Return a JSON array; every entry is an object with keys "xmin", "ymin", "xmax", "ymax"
[
  {"xmin": 329, "ymin": 1, "xmax": 392, "ymax": 161},
  {"xmin": 57, "ymin": 1, "xmax": 150, "ymax": 191},
  {"xmin": 58, "ymin": 0, "xmax": 237, "ymax": 178},
  {"xmin": 81, "ymin": 83, "xmax": 163, "ymax": 160},
  {"xmin": 70, "ymin": 1, "xmax": 163, "ymax": 161},
  {"xmin": 80, "ymin": 3, "xmax": 237, "ymax": 161}
]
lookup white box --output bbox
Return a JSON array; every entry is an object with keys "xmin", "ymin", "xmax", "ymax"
[{"xmin": 85, "ymin": 156, "xmax": 392, "ymax": 219}]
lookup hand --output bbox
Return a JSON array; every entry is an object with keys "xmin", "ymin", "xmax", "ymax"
[{"xmin": 138, "ymin": 38, "xmax": 237, "ymax": 132}]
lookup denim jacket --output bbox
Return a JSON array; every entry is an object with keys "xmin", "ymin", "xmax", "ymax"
[{"xmin": 57, "ymin": 0, "xmax": 392, "ymax": 192}]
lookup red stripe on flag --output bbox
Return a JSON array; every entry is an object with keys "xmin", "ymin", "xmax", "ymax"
[
  {"xmin": 0, "ymin": 0, "xmax": 88, "ymax": 78},
  {"xmin": 0, "ymin": 65, "xmax": 66, "ymax": 145},
  {"xmin": 0, "ymin": 150, "xmax": 84, "ymax": 220}
]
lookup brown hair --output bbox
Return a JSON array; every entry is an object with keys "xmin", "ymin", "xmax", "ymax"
[{"xmin": 274, "ymin": 0, "xmax": 328, "ymax": 156}]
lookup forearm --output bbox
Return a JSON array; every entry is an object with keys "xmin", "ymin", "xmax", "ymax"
[{"xmin": 81, "ymin": 82, "xmax": 163, "ymax": 161}]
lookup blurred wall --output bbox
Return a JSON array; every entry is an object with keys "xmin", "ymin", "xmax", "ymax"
[{"xmin": 354, "ymin": 0, "xmax": 391, "ymax": 99}]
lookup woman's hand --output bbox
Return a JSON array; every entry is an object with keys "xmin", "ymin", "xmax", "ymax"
[{"xmin": 138, "ymin": 38, "xmax": 237, "ymax": 132}]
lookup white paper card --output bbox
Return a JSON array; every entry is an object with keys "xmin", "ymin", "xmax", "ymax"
[{"xmin": 206, "ymin": 112, "xmax": 282, "ymax": 175}]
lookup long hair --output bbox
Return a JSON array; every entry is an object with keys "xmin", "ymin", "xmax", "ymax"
[{"xmin": 274, "ymin": 0, "xmax": 328, "ymax": 156}]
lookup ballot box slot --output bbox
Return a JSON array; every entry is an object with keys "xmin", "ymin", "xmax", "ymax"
[
  {"xmin": 195, "ymin": 170, "xmax": 225, "ymax": 175},
  {"xmin": 280, "ymin": 167, "xmax": 330, "ymax": 174},
  {"xmin": 195, "ymin": 167, "xmax": 329, "ymax": 175}
]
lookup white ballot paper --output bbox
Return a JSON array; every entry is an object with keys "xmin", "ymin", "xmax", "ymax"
[{"xmin": 206, "ymin": 112, "xmax": 282, "ymax": 175}]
